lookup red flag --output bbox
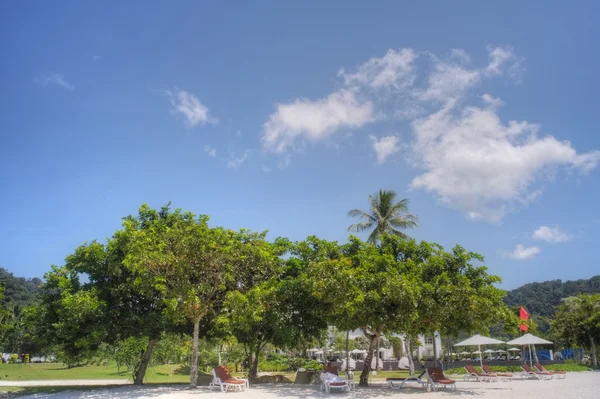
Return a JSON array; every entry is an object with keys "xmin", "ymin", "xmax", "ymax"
[{"xmin": 519, "ymin": 306, "xmax": 529, "ymax": 332}]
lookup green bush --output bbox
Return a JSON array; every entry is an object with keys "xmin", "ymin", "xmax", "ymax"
[{"xmin": 446, "ymin": 363, "xmax": 592, "ymax": 375}]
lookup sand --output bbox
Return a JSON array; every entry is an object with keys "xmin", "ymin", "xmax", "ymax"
[{"xmin": 14, "ymin": 371, "xmax": 600, "ymax": 398}]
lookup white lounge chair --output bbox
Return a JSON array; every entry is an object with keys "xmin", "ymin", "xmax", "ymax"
[{"xmin": 209, "ymin": 365, "xmax": 249, "ymax": 392}]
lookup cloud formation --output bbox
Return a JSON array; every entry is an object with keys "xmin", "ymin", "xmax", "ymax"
[
  {"xmin": 204, "ymin": 145, "xmax": 217, "ymax": 157},
  {"xmin": 261, "ymin": 46, "xmax": 599, "ymax": 221},
  {"xmin": 167, "ymin": 90, "xmax": 216, "ymax": 127},
  {"xmin": 533, "ymin": 226, "xmax": 573, "ymax": 243},
  {"xmin": 370, "ymin": 135, "xmax": 400, "ymax": 164},
  {"xmin": 261, "ymin": 89, "xmax": 374, "ymax": 153},
  {"xmin": 227, "ymin": 150, "xmax": 251, "ymax": 169},
  {"xmin": 505, "ymin": 244, "xmax": 540, "ymax": 260},
  {"xmin": 34, "ymin": 73, "xmax": 75, "ymax": 91}
]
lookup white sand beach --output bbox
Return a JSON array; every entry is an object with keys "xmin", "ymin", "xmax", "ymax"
[{"xmin": 16, "ymin": 371, "xmax": 600, "ymax": 399}]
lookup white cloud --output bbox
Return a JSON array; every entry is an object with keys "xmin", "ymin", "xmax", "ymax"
[
  {"xmin": 416, "ymin": 62, "xmax": 480, "ymax": 103},
  {"xmin": 227, "ymin": 150, "xmax": 251, "ymax": 169},
  {"xmin": 408, "ymin": 97, "xmax": 600, "ymax": 222},
  {"xmin": 533, "ymin": 226, "xmax": 573, "ymax": 243},
  {"xmin": 505, "ymin": 244, "xmax": 541, "ymax": 260},
  {"xmin": 485, "ymin": 45, "xmax": 525, "ymax": 83},
  {"xmin": 450, "ymin": 49, "xmax": 471, "ymax": 64},
  {"xmin": 370, "ymin": 135, "xmax": 400, "ymax": 164},
  {"xmin": 204, "ymin": 145, "xmax": 217, "ymax": 157},
  {"xmin": 34, "ymin": 73, "xmax": 75, "ymax": 91},
  {"xmin": 167, "ymin": 90, "xmax": 216, "ymax": 127},
  {"xmin": 261, "ymin": 46, "xmax": 598, "ymax": 221},
  {"xmin": 262, "ymin": 89, "xmax": 374, "ymax": 153},
  {"xmin": 338, "ymin": 48, "xmax": 418, "ymax": 90}
]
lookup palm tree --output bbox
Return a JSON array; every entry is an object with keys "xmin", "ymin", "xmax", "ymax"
[{"xmin": 347, "ymin": 189, "xmax": 418, "ymax": 244}]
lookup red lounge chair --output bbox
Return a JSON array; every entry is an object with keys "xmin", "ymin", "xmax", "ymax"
[
  {"xmin": 482, "ymin": 365, "xmax": 512, "ymax": 381},
  {"xmin": 464, "ymin": 365, "xmax": 497, "ymax": 382},
  {"xmin": 426, "ymin": 367, "xmax": 456, "ymax": 391},
  {"xmin": 535, "ymin": 363, "xmax": 566, "ymax": 379},
  {"xmin": 320, "ymin": 365, "xmax": 352, "ymax": 393},
  {"xmin": 209, "ymin": 365, "xmax": 249, "ymax": 392},
  {"xmin": 387, "ymin": 370, "xmax": 426, "ymax": 389},
  {"xmin": 521, "ymin": 363, "xmax": 552, "ymax": 380}
]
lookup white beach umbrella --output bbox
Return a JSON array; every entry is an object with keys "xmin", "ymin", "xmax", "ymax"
[
  {"xmin": 483, "ymin": 349, "xmax": 494, "ymax": 353},
  {"xmin": 495, "ymin": 349, "xmax": 506, "ymax": 353},
  {"xmin": 459, "ymin": 351, "xmax": 470, "ymax": 355},
  {"xmin": 350, "ymin": 349, "xmax": 367, "ymax": 354},
  {"xmin": 455, "ymin": 334, "xmax": 505, "ymax": 368},
  {"xmin": 472, "ymin": 350, "xmax": 482, "ymax": 354},
  {"xmin": 508, "ymin": 347, "xmax": 521, "ymax": 352},
  {"xmin": 507, "ymin": 333, "xmax": 553, "ymax": 367}
]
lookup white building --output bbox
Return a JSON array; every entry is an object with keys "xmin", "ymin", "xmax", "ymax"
[{"xmin": 346, "ymin": 329, "xmax": 443, "ymax": 360}]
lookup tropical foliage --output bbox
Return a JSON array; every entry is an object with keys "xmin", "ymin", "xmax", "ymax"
[{"xmin": 348, "ymin": 189, "xmax": 417, "ymax": 243}]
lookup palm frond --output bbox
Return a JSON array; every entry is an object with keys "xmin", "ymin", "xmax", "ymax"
[
  {"xmin": 347, "ymin": 209, "xmax": 376, "ymax": 222},
  {"xmin": 348, "ymin": 221, "xmax": 375, "ymax": 233},
  {"xmin": 368, "ymin": 195, "xmax": 383, "ymax": 221},
  {"xmin": 389, "ymin": 228, "xmax": 411, "ymax": 240},
  {"xmin": 367, "ymin": 228, "xmax": 380, "ymax": 244},
  {"xmin": 389, "ymin": 198, "xmax": 410, "ymax": 213},
  {"xmin": 388, "ymin": 215, "xmax": 418, "ymax": 229}
]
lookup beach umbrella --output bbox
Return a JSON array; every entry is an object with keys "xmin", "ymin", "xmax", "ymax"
[
  {"xmin": 459, "ymin": 351, "xmax": 470, "ymax": 355},
  {"xmin": 507, "ymin": 333, "xmax": 553, "ymax": 367},
  {"xmin": 472, "ymin": 350, "xmax": 482, "ymax": 354},
  {"xmin": 454, "ymin": 334, "xmax": 505, "ymax": 368},
  {"xmin": 496, "ymin": 349, "xmax": 506, "ymax": 353},
  {"xmin": 508, "ymin": 347, "xmax": 520, "ymax": 352},
  {"xmin": 483, "ymin": 349, "xmax": 494, "ymax": 353}
]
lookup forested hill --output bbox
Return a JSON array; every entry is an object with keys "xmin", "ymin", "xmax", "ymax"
[
  {"xmin": 504, "ymin": 275, "xmax": 600, "ymax": 318},
  {"xmin": 0, "ymin": 268, "xmax": 42, "ymax": 308}
]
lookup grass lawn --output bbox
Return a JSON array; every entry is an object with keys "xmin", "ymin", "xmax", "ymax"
[{"xmin": 0, "ymin": 363, "xmax": 212, "ymax": 384}]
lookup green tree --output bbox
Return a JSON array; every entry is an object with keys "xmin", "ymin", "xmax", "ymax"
[
  {"xmin": 347, "ymin": 190, "xmax": 417, "ymax": 243},
  {"xmin": 551, "ymin": 294, "xmax": 600, "ymax": 367},
  {"xmin": 305, "ymin": 236, "xmax": 420, "ymax": 386}
]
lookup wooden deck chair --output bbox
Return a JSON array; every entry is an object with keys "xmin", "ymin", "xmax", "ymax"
[
  {"xmin": 520, "ymin": 363, "xmax": 552, "ymax": 380},
  {"xmin": 535, "ymin": 363, "xmax": 566, "ymax": 379},
  {"xmin": 425, "ymin": 367, "xmax": 456, "ymax": 391},
  {"xmin": 209, "ymin": 365, "xmax": 249, "ymax": 392},
  {"xmin": 464, "ymin": 365, "xmax": 497, "ymax": 382},
  {"xmin": 482, "ymin": 365, "xmax": 512, "ymax": 381},
  {"xmin": 387, "ymin": 370, "xmax": 426, "ymax": 389},
  {"xmin": 320, "ymin": 364, "xmax": 351, "ymax": 393}
]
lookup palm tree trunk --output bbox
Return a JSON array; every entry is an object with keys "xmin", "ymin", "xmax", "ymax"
[
  {"xmin": 375, "ymin": 336, "xmax": 380, "ymax": 370},
  {"xmin": 345, "ymin": 331, "xmax": 350, "ymax": 372}
]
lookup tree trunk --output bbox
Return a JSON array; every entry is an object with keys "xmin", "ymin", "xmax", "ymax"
[
  {"xmin": 359, "ymin": 331, "xmax": 379, "ymax": 387},
  {"xmin": 345, "ymin": 331, "xmax": 350, "ymax": 372},
  {"xmin": 134, "ymin": 336, "xmax": 158, "ymax": 385},
  {"xmin": 249, "ymin": 346, "xmax": 261, "ymax": 382},
  {"xmin": 404, "ymin": 338, "xmax": 415, "ymax": 375},
  {"xmin": 375, "ymin": 335, "xmax": 380, "ymax": 371},
  {"xmin": 590, "ymin": 334, "xmax": 598, "ymax": 367},
  {"xmin": 190, "ymin": 318, "xmax": 200, "ymax": 388},
  {"xmin": 432, "ymin": 334, "xmax": 438, "ymax": 366}
]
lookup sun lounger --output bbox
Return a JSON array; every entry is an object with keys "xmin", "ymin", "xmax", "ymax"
[
  {"xmin": 535, "ymin": 363, "xmax": 566, "ymax": 379},
  {"xmin": 521, "ymin": 363, "xmax": 552, "ymax": 380},
  {"xmin": 482, "ymin": 365, "xmax": 512, "ymax": 381},
  {"xmin": 209, "ymin": 365, "xmax": 249, "ymax": 392},
  {"xmin": 387, "ymin": 370, "xmax": 426, "ymax": 389},
  {"xmin": 320, "ymin": 365, "xmax": 353, "ymax": 393},
  {"xmin": 464, "ymin": 365, "xmax": 497, "ymax": 382},
  {"xmin": 426, "ymin": 367, "xmax": 456, "ymax": 391}
]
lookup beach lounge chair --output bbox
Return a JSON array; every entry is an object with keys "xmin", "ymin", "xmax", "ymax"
[
  {"xmin": 464, "ymin": 365, "xmax": 497, "ymax": 382},
  {"xmin": 387, "ymin": 370, "xmax": 426, "ymax": 389},
  {"xmin": 482, "ymin": 365, "xmax": 512, "ymax": 381},
  {"xmin": 209, "ymin": 365, "xmax": 249, "ymax": 392},
  {"xmin": 520, "ymin": 364, "xmax": 552, "ymax": 380},
  {"xmin": 535, "ymin": 363, "xmax": 566, "ymax": 379},
  {"xmin": 425, "ymin": 367, "xmax": 456, "ymax": 391},
  {"xmin": 320, "ymin": 365, "xmax": 352, "ymax": 393}
]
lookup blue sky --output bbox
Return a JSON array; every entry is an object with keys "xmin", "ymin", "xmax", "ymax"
[{"xmin": 1, "ymin": 1, "xmax": 599, "ymax": 288}]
